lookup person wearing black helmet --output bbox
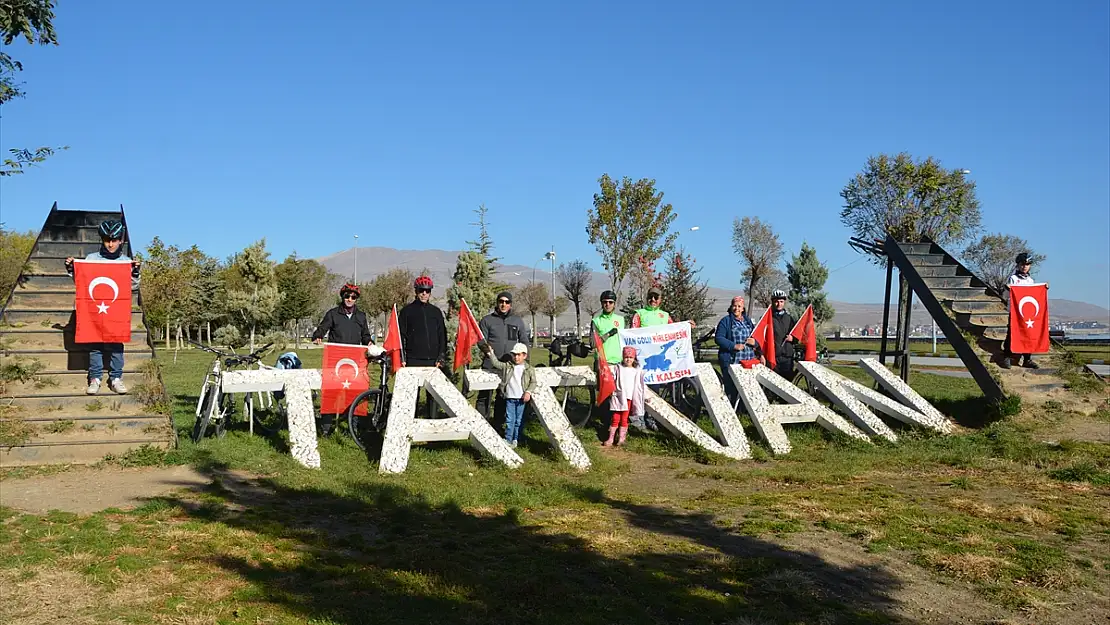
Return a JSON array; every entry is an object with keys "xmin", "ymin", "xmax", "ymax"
[
  {"xmin": 768, "ymin": 289, "xmax": 798, "ymax": 379},
  {"xmin": 1000, "ymin": 252, "xmax": 1048, "ymax": 369},
  {"xmin": 476, "ymin": 290, "xmax": 530, "ymax": 421},
  {"xmin": 312, "ymin": 282, "xmax": 383, "ymax": 433},
  {"xmin": 65, "ymin": 219, "xmax": 141, "ymax": 395},
  {"xmin": 591, "ymin": 290, "xmax": 625, "ymax": 365},
  {"xmin": 399, "ymin": 275, "xmax": 448, "ymax": 418}
]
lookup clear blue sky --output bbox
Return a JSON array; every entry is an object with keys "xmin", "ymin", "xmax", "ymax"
[{"xmin": 2, "ymin": 0, "xmax": 1108, "ymax": 308}]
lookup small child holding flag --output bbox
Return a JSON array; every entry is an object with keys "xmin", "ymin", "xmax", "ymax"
[{"xmin": 602, "ymin": 346, "xmax": 647, "ymax": 447}]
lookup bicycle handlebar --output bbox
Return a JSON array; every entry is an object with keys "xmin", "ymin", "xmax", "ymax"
[{"xmin": 186, "ymin": 339, "xmax": 274, "ymax": 364}]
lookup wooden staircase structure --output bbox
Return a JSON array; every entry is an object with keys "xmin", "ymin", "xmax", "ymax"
[
  {"xmin": 872, "ymin": 234, "xmax": 1007, "ymax": 401},
  {"xmin": 1, "ymin": 204, "xmax": 174, "ymax": 466}
]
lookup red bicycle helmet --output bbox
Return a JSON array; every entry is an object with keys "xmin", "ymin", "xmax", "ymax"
[
  {"xmin": 414, "ymin": 276, "xmax": 434, "ymax": 290},
  {"xmin": 340, "ymin": 283, "xmax": 361, "ymax": 298}
]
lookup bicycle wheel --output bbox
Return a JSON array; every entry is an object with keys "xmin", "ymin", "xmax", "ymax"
[
  {"xmin": 252, "ymin": 392, "xmax": 287, "ymax": 435},
  {"xmin": 347, "ymin": 388, "xmax": 385, "ymax": 451},
  {"xmin": 562, "ymin": 385, "xmax": 597, "ymax": 427},
  {"xmin": 212, "ymin": 393, "xmax": 232, "ymax": 438},
  {"xmin": 191, "ymin": 385, "xmax": 217, "ymax": 442},
  {"xmin": 678, "ymin": 378, "xmax": 704, "ymax": 418}
]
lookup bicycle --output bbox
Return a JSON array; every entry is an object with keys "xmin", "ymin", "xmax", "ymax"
[
  {"xmin": 652, "ymin": 329, "xmax": 717, "ymax": 419},
  {"xmin": 344, "ymin": 352, "xmax": 393, "ymax": 451},
  {"xmin": 537, "ymin": 335, "xmax": 598, "ymax": 427},
  {"xmin": 190, "ymin": 340, "xmax": 274, "ymax": 442}
]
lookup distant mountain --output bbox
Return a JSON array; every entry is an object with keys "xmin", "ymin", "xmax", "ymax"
[{"xmin": 317, "ymin": 247, "xmax": 1110, "ymax": 330}]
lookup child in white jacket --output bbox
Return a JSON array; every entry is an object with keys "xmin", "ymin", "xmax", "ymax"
[{"xmin": 603, "ymin": 346, "xmax": 646, "ymax": 447}]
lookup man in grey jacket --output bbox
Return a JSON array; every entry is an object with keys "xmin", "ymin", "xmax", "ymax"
[{"xmin": 476, "ymin": 291, "xmax": 531, "ymax": 421}]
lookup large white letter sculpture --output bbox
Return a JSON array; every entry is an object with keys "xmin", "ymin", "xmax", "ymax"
[
  {"xmin": 379, "ymin": 367, "xmax": 523, "ymax": 474},
  {"xmin": 644, "ymin": 362, "xmax": 752, "ymax": 459},
  {"xmin": 463, "ymin": 366, "xmax": 594, "ymax": 470},
  {"xmin": 220, "ymin": 368, "xmax": 323, "ymax": 469},
  {"xmin": 729, "ymin": 363, "xmax": 870, "ymax": 454}
]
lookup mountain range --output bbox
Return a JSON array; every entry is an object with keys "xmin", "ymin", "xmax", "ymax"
[{"xmin": 317, "ymin": 247, "xmax": 1110, "ymax": 329}]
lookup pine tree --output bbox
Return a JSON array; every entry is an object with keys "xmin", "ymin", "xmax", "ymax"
[
  {"xmin": 659, "ymin": 248, "xmax": 714, "ymax": 326},
  {"xmin": 225, "ymin": 239, "xmax": 283, "ymax": 351},
  {"xmin": 786, "ymin": 242, "xmax": 835, "ymax": 327}
]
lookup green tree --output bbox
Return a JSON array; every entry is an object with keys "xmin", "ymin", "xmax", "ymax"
[
  {"xmin": 139, "ymin": 237, "xmax": 188, "ymax": 347},
  {"xmin": 186, "ymin": 253, "xmax": 224, "ymax": 345},
  {"xmin": 466, "ymin": 204, "xmax": 500, "ymax": 273},
  {"xmin": 1, "ymin": 0, "xmax": 66, "ymax": 176},
  {"xmin": 659, "ymin": 248, "xmax": 714, "ymax": 327},
  {"xmin": 519, "ymin": 282, "xmax": 547, "ymax": 346},
  {"xmin": 0, "ymin": 224, "xmax": 35, "ymax": 298},
  {"xmin": 275, "ymin": 254, "xmax": 330, "ymax": 347},
  {"xmin": 841, "ymin": 153, "xmax": 980, "ymax": 367},
  {"xmin": 556, "ymin": 259, "xmax": 592, "ymax": 337},
  {"xmin": 225, "ymin": 239, "xmax": 282, "ymax": 351},
  {"xmin": 786, "ymin": 242, "xmax": 835, "ymax": 329},
  {"xmin": 364, "ymin": 267, "xmax": 416, "ymax": 318},
  {"xmin": 963, "ymin": 234, "xmax": 1045, "ymax": 294},
  {"xmin": 447, "ymin": 209, "xmax": 502, "ymax": 320},
  {"xmin": 731, "ymin": 216, "xmax": 783, "ymax": 305},
  {"xmin": 586, "ymin": 174, "xmax": 678, "ymax": 302}
]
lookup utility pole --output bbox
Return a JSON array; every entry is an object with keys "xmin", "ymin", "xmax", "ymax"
[{"xmin": 547, "ymin": 247, "xmax": 557, "ymax": 337}]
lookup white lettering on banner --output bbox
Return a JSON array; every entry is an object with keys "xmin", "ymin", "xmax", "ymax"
[{"xmin": 619, "ymin": 322, "xmax": 697, "ymax": 385}]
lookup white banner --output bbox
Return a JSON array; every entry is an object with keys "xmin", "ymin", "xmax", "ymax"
[{"xmin": 619, "ymin": 322, "xmax": 696, "ymax": 385}]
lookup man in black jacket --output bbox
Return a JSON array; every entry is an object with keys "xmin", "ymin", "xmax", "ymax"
[
  {"xmin": 400, "ymin": 276, "xmax": 448, "ymax": 418},
  {"xmin": 476, "ymin": 291, "xmax": 531, "ymax": 421},
  {"xmin": 769, "ymin": 290, "xmax": 797, "ymax": 380},
  {"xmin": 312, "ymin": 283, "xmax": 383, "ymax": 434}
]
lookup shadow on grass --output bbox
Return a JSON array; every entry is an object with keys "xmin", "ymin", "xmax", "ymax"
[{"xmin": 151, "ymin": 462, "xmax": 918, "ymax": 625}]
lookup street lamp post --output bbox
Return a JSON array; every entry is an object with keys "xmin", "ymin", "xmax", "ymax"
[
  {"xmin": 353, "ymin": 234, "xmax": 359, "ymax": 283},
  {"xmin": 547, "ymin": 247, "xmax": 556, "ymax": 337}
]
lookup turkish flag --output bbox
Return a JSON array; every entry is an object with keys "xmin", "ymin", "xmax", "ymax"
[
  {"xmin": 74, "ymin": 260, "xmax": 133, "ymax": 344},
  {"xmin": 453, "ymin": 298, "xmax": 484, "ymax": 371},
  {"xmin": 322, "ymin": 342, "xmax": 371, "ymax": 416},
  {"xmin": 1009, "ymin": 284, "xmax": 1049, "ymax": 354},
  {"xmin": 751, "ymin": 307, "xmax": 777, "ymax": 370},
  {"xmin": 789, "ymin": 305, "xmax": 818, "ymax": 362},
  {"xmin": 592, "ymin": 327, "xmax": 616, "ymax": 405},
  {"xmin": 383, "ymin": 304, "xmax": 404, "ymax": 373}
]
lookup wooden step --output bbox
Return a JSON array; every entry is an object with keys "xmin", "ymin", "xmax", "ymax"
[
  {"xmin": 31, "ymin": 241, "xmax": 134, "ymax": 258},
  {"xmin": 9, "ymin": 273, "xmax": 73, "ymax": 290},
  {"xmin": 45, "ymin": 210, "xmax": 122, "ymax": 228},
  {"xmin": 923, "ymin": 276, "xmax": 973, "ymax": 289},
  {"xmin": 24, "ymin": 257, "xmax": 71, "ymax": 274},
  {"xmin": 930, "ymin": 287, "xmax": 997, "ymax": 301},
  {"xmin": 7, "ymin": 291, "xmax": 141, "ymax": 310},
  {"xmin": 2, "ymin": 415, "xmax": 169, "ymax": 441},
  {"xmin": 948, "ymin": 299, "xmax": 1007, "ymax": 314},
  {"xmin": 0, "ymin": 439, "xmax": 171, "ymax": 467},
  {"xmin": 914, "ymin": 265, "xmax": 959, "ymax": 277},
  {"xmin": 957, "ymin": 313, "xmax": 1009, "ymax": 328},
  {"xmin": 0, "ymin": 328, "xmax": 150, "ymax": 350},
  {"xmin": 2, "ymin": 369, "xmax": 154, "ymax": 397},
  {"xmin": 2, "ymin": 309, "xmax": 147, "ymax": 328},
  {"xmin": 904, "ymin": 253, "xmax": 947, "ymax": 266},
  {"xmin": 38, "ymin": 225, "xmax": 107, "ymax": 244},
  {"xmin": 6, "ymin": 401, "xmax": 164, "ymax": 418},
  {"xmin": 3, "ymin": 391, "xmax": 148, "ymax": 411},
  {"xmin": 983, "ymin": 326, "xmax": 1007, "ymax": 341},
  {"xmin": 898, "ymin": 242, "xmax": 942, "ymax": 255},
  {"xmin": 1, "ymin": 350, "xmax": 152, "ymax": 373}
]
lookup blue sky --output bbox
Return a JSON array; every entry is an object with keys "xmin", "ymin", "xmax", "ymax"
[{"xmin": 2, "ymin": 0, "xmax": 1108, "ymax": 308}]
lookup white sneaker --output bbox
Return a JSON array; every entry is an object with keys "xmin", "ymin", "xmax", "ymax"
[
  {"xmin": 108, "ymin": 378, "xmax": 128, "ymax": 394},
  {"xmin": 86, "ymin": 378, "xmax": 101, "ymax": 395}
]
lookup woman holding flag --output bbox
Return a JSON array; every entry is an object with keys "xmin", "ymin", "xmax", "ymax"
[{"xmin": 714, "ymin": 295, "xmax": 759, "ymax": 406}]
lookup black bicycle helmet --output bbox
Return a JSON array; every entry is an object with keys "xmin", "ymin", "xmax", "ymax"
[
  {"xmin": 600, "ymin": 290, "xmax": 617, "ymax": 302},
  {"xmin": 98, "ymin": 219, "xmax": 125, "ymax": 240}
]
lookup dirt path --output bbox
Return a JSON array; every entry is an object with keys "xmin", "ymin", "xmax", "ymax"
[{"xmin": 0, "ymin": 465, "xmax": 210, "ymax": 514}]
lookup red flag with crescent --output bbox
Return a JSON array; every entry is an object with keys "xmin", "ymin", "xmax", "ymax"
[
  {"xmin": 74, "ymin": 260, "xmax": 133, "ymax": 343},
  {"xmin": 592, "ymin": 326, "xmax": 616, "ymax": 405},
  {"xmin": 789, "ymin": 304, "xmax": 818, "ymax": 362},
  {"xmin": 322, "ymin": 342, "xmax": 371, "ymax": 415},
  {"xmin": 453, "ymin": 298, "xmax": 484, "ymax": 371},
  {"xmin": 1009, "ymin": 284, "xmax": 1049, "ymax": 354},
  {"xmin": 751, "ymin": 307, "xmax": 776, "ymax": 370}
]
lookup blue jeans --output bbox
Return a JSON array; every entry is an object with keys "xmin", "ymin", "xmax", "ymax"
[
  {"xmin": 88, "ymin": 343, "xmax": 124, "ymax": 381},
  {"xmin": 504, "ymin": 398, "xmax": 527, "ymax": 443}
]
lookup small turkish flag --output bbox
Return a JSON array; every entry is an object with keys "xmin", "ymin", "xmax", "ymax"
[
  {"xmin": 383, "ymin": 304, "xmax": 404, "ymax": 374},
  {"xmin": 322, "ymin": 342, "xmax": 371, "ymax": 415},
  {"xmin": 751, "ymin": 307, "xmax": 776, "ymax": 370},
  {"xmin": 592, "ymin": 326, "xmax": 616, "ymax": 405},
  {"xmin": 1009, "ymin": 284, "xmax": 1049, "ymax": 354},
  {"xmin": 74, "ymin": 260, "xmax": 133, "ymax": 344},
  {"xmin": 789, "ymin": 304, "xmax": 818, "ymax": 362},
  {"xmin": 453, "ymin": 298, "xmax": 484, "ymax": 371}
]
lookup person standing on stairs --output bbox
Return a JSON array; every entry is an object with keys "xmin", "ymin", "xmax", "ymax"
[
  {"xmin": 64, "ymin": 219, "xmax": 141, "ymax": 395},
  {"xmin": 1000, "ymin": 252, "xmax": 1048, "ymax": 369}
]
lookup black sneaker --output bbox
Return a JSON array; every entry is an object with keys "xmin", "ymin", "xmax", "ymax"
[
  {"xmin": 1022, "ymin": 358, "xmax": 1040, "ymax": 369},
  {"xmin": 998, "ymin": 357, "xmax": 1012, "ymax": 370}
]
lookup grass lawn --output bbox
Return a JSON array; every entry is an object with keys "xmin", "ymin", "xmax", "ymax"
[{"xmin": 1, "ymin": 347, "xmax": 1108, "ymax": 624}]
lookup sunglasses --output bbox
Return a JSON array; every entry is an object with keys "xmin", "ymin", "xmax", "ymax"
[
  {"xmin": 648, "ymin": 295, "xmax": 661, "ymax": 300},
  {"xmin": 602, "ymin": 300, "xmax": 616, "ymax": 304},
  {"xmin": 416, "ymin": 287, "xmax": 432, "ymax": 294},
  {"xmin": 497, "ymin": 299, "xmax": 511, "ymax": 304},
  {"xmin": 343, "ymin": 294, "xmax": 359, "ymax": 300}
]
